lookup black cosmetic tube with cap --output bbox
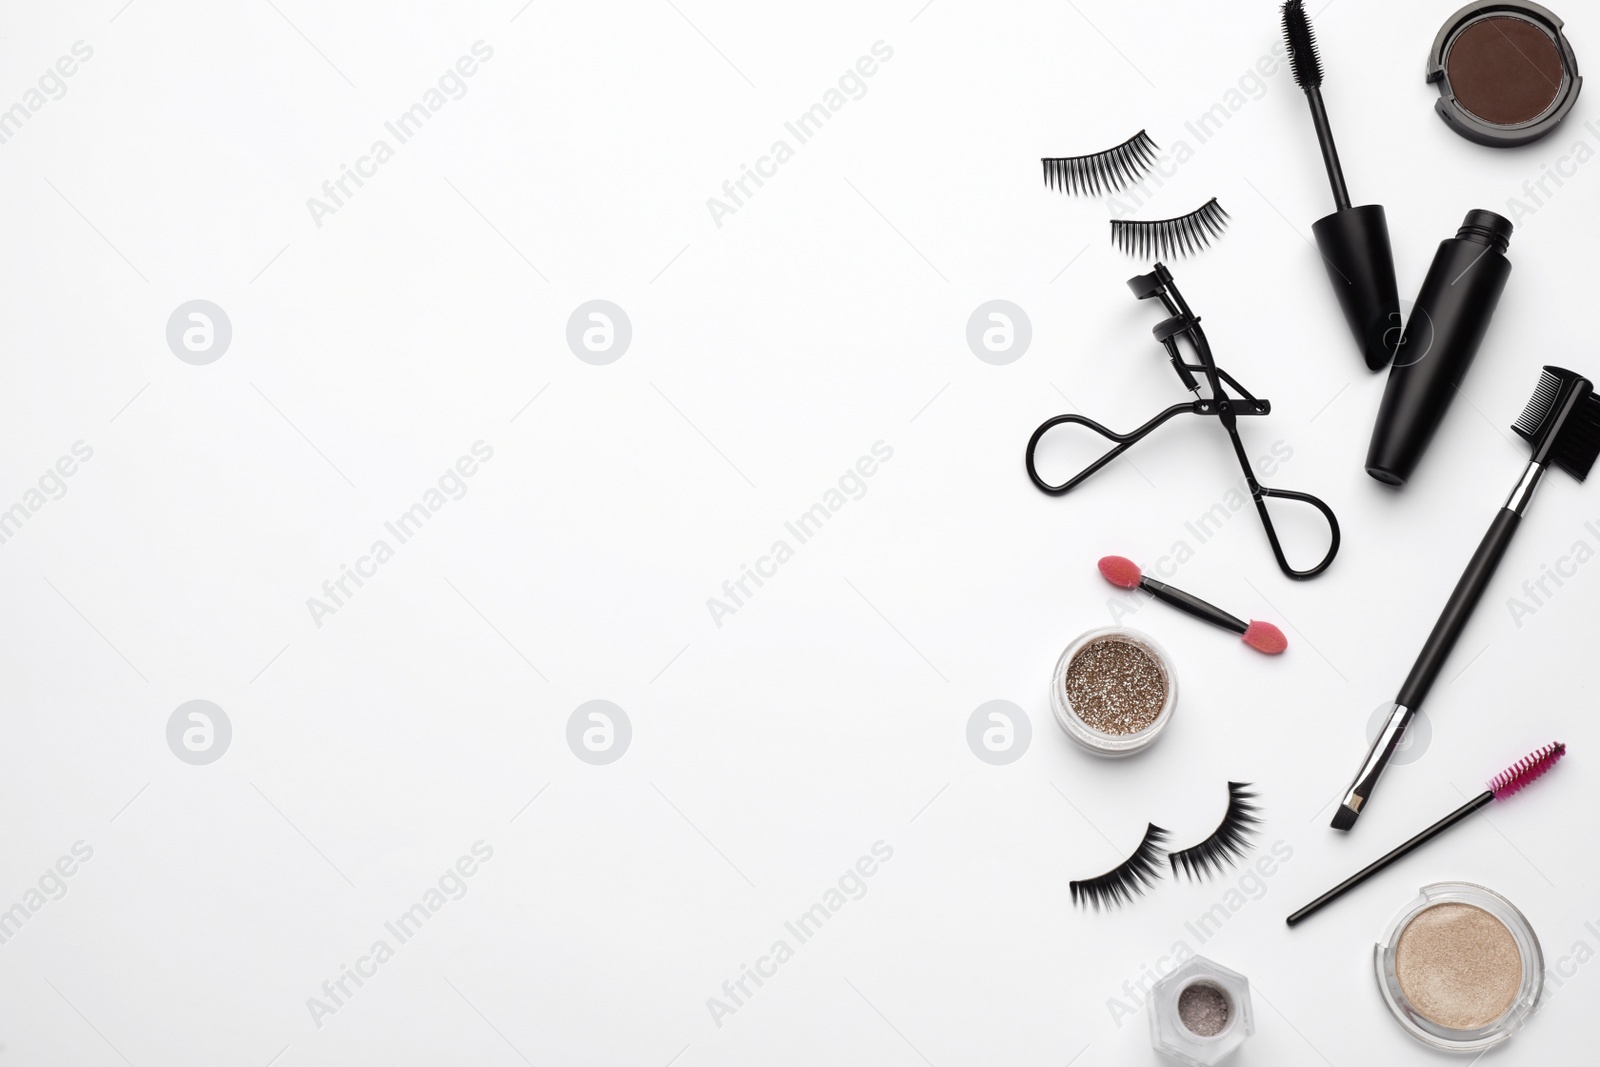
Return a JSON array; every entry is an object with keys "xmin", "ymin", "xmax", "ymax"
[{"xmin": 1366, "ymin": 209, "xmax": 1514, "ymax": 486}]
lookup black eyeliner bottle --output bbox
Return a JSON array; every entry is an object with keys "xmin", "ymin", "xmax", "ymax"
[{"xmin": 1366, "ymin": 210, "xmax": 1514, "ymax": 487}]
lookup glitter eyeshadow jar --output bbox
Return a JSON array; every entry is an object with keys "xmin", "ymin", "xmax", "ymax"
[
  {"xmin": 1149, "ymin": 956, "xmax": 1255, "ymax": 1066},
  {"xmin": 1375, "ymin": 882, "xmax": 1544, "ymax": 1053},
  {"xmin": 1051, "ymin": 627, "xmax": 1177, "ymax": 757},
  {"xmin": 1427, "ymin": 2, "xmax": 1582, "ymax": 147}
]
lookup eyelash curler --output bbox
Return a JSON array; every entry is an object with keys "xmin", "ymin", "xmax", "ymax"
[{"xmin": 1025, "ymin": 263, "xmax": 1341, "ymax": 580}]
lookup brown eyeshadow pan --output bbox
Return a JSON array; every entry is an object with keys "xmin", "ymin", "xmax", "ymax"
[
  {"xmin": 1428, "ymin": 3, "xmax": 1581, "ymax": 146},
  {"xmin": 1446, "ymin": 16, "xmax": 1563, "ymax": 125}
]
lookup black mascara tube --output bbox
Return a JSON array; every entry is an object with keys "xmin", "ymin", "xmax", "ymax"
[{"xmin": 1366, "ymin": 210, "xmax": 1513, "ymax": 486}]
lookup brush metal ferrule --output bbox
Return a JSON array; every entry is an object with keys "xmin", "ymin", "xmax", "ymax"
[
  {"xmin": 1336, "ymin": 703, "xmax": 1413, "ymax": 828},
  {"xmin": 1503, "ymin": 461, "xmax": 1545, "ymax": 515}
]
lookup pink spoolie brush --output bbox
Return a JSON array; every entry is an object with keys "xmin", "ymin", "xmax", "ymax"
[
  {"xmin": 1097, "ymin": 556, "xmax": 1286, "ymax": 655},
  {"xmin": 1289, "ymin": 743, "xmax": 1567, "ymax": 925}
]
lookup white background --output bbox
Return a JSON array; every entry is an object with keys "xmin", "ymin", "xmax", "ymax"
[{"xmin": 1, "ymin": 1, "xmax": 1596, "ymax": 1064}]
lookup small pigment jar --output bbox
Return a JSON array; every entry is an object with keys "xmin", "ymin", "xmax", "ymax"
[
  {"xmin": 1051, "ymin": 627, "xmax": 1177, "ymax": 757},
  {"xmin": 1149, "ymin": 956, "xmax": 1255, "ymax": 1066},
  {"xmin": 1375, "ymin": 882, "xmax": 1544, "ymax": 1053}
]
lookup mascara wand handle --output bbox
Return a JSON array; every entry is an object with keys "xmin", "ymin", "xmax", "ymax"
[
  {"xmin": 1288, "ymin": 790, "xmax": 1494, "ymax": 926},
  {"xmin": 1304, "ymin": 87, "xmax": 1352, "ymax": 212},
  {"xmin": 1397, "ymin": 507, "xmax": 1521, "ymax": 708}
]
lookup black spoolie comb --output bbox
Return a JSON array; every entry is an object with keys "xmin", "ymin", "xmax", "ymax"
[
  {"xmin": 1170, "ymin": 782, "xmax": 1262, "ymax": 881},
  {"xmin": 1513, "ymin": 366, "xmax": 1600, "ymax": 480},
  {"xmin": 1042, "ymin": 130, "xmax": 1159, "ymax": 196},
  {"xmin": 1333, "ymin": 367, "xmax": 1597, "ymax": 830},
  {"xmin": 1070, "ymin": 824, "xmax": 1168, "ymax": 911},
  {"xmin": 1281, "ymin": 0, "xmax": 1399, "ymax": 370},
  {"xmin": 1110, "ymin": 198, "xmax": 1230, "ymax": 259}
]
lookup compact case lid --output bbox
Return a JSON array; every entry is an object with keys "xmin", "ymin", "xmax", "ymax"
[{"xmin": 1427, "ymin": 1, "xmax": 1582, "ymax": 146}]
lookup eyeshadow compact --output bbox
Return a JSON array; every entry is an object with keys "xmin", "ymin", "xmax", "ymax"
[
  {"xmin": 1051, "ymin": 627, "xmax": 1177, "ymax": 757},
  {"xmin": 1427, "ymin": 1, "xmax": 1582, "ymax": 146},
  {"xmin": 1374, "ymin": 882, "xmax": 1545, "ymax": 1053}
]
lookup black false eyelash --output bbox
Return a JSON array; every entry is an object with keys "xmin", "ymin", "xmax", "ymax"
[
  {"xmin": 1169, "ymin": 782, "xmax": 1263, "ymax": 882},
  {"xmin": 1042, "ymin": 130, "xmax": 1159, "ymax": 196},
  {"xmin": 1111, "ymin": 198, "xmax": 1231, "ymax": 259},
  {"xmin": 1070, "ymin": 824, "xmax": 1168, "ymax": 911}
]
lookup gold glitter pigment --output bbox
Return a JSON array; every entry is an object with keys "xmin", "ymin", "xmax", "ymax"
[
  {"xmin": 1064, "ymin": 639, "xmax": 1166, "ymax": 735},
  {"xmin": 1396, "ymin": 903, "xmax": 1522, "ymax": 1030}
]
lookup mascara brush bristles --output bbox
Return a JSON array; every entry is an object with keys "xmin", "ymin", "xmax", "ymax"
[{"xmin": 1281, "ymin": 1, "xmax": 1323, "ymax": 89}]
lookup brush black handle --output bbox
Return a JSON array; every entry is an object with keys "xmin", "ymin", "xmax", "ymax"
[
  {"xmin": 1304, "ymin": 87, "xmax": 1351, "ymax": 212},
  {"xmin": 1139, "ymin": 577, "xmax": 1247, "ymax": 634},
  {"xmin": 1396, "ymin": 508, "xmax": 1521, "ymax": 709},
  {"xmin": 1289, "ymin": 791, "xmax": 1494, "ymax": 926}
]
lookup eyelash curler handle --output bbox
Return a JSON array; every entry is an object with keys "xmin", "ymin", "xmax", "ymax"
[{"xmin": 1024, "ymin": 403, "xmax": 1197, "ymax": 495}]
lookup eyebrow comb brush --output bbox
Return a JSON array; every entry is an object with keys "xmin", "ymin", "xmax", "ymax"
[
  {"xmin": 1281, "ymin": 0, "xmax": 1400, "ymax": 371},
  {"xmin": 1334, "ymin": 368, "xmax": 1600, "ymax": 830}
]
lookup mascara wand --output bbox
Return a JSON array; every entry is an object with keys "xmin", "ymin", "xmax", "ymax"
[
  {"xmin": 1281, "ymin": 0, "xmax": 1399, "ymax": 371},
  {"xmin": 1282, "ymin": 0, "xmax": 1348, "ymax": 212},
  {"xmin": 1290, "ymin": 743, "xmax": 1564, "ymax": 926}
]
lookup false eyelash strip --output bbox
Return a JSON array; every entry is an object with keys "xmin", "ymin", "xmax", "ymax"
[
  {"xmin": 1070, "ymin": 823, "xmax": 1169, "ymax": 911},
  {"xmin": 1042, "ymin": 130, "xmax": 1159, "ymax": 196},
  {"xmin": 1111, "ymin": 197, "xmax": 1231, "ymax": 259},
  {"xmin": 1169, "ymin": 782, "xmax": 1263, "ymax": 882}
]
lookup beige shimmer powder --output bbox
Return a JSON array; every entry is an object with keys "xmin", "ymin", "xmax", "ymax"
[
  {"xmin": 1063, "ymin": 639, "xmax": 1166, "ymax": 735},
  {"xmin": 1395, "ymin": 902, "xmax": 1522, "ymax": 1030}
]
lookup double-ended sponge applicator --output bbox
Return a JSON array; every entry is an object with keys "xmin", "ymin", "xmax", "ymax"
[{"xmin": 1098, "ymin": 556, "xmax": 1287, "ymax": 655}]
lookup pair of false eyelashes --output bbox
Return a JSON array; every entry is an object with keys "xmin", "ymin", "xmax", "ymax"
[
  {"xmin": 1070, "ymin": 782, "xmax": 1261, "ymax": 911},
  {"xmin": 1042, "ymin": 129, "xmax": 1231, "ymax": 259}
]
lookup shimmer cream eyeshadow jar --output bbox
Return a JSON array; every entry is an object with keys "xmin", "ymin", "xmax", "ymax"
[
  {"xmin": 1052, "ymin": 627, "xmax": 1177, "ymax": 757},
  {"xmin": 1375, "ymin": 882, "xmax": 1544, "ymax": 1053}
]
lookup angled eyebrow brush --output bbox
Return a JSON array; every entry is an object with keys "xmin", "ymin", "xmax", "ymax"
[{"xmin": 1334, "ymin": 368, "xmax": 1600, "ymax": 830}]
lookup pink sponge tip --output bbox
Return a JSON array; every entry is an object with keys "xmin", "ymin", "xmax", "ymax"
[
  {"xmin": 1242, "ymin": 621, "xmax": 1287, "ymax": 655},
  {"xmin": 1097, "ymin": 556, "xmax": 1143, "ymax": 589}
]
